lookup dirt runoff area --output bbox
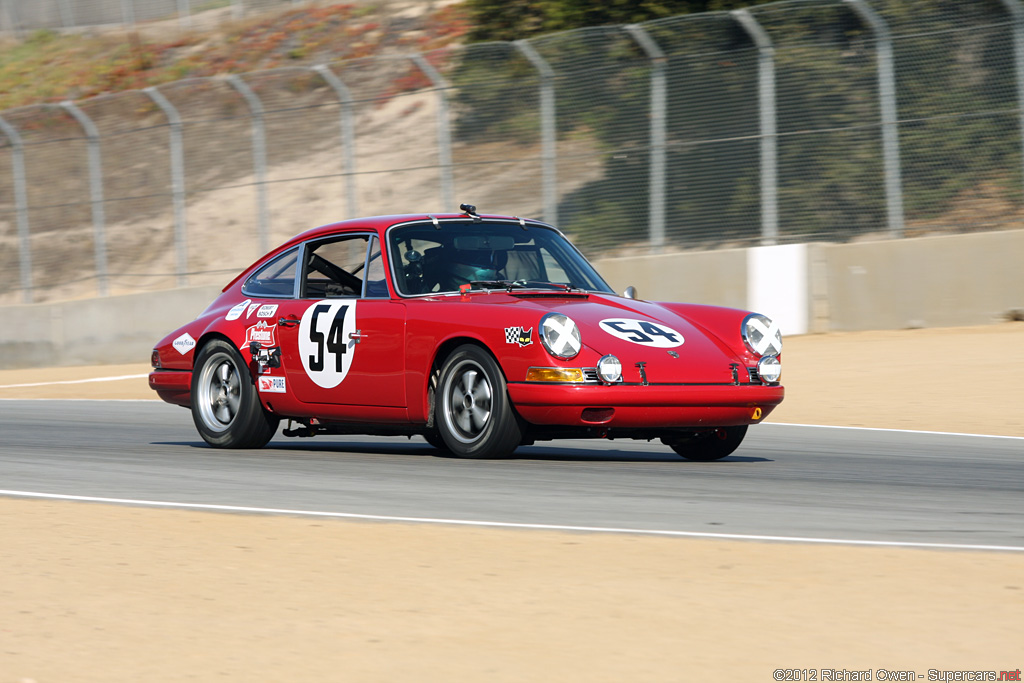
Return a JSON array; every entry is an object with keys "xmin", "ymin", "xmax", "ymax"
[{"xmin": 1, "ymin": 324, "xmax": 1022, "ymax": 682}]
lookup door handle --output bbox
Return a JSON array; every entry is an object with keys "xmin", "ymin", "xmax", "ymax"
[
  {"xmin": 278, "ymin": 316, "xmax": 300, "ymax": 327},
  {"xmin": 349, "ymin": 330, "xmax": 366, "ymax": 343}
]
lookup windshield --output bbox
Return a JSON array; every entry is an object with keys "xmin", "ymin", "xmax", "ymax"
[{"xmin": 387, "ymin": 221, "xmax": 613, "ymax": 296}]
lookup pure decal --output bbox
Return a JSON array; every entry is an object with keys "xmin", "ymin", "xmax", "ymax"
[
  {"xmin": 172, "ymin": 332, "xmax": 196, "ymax": 355},
  {"xmin": 226, "ymin": 299, "xmax": 251, "ymax": 321},
  {"xmin": 599, "ymin": 318, "xmax": 684, "ymax": 348},
  {"xmin": 246, "ymin": 303, "xmax": 260, "ymax": 319},
  {"xmin": 245, "ymin": 320, "xmax": 277, "ymax": 348},
  {"xmin": 257, "ymin": 376, "xmax": 287, "ymax": 393},
  {"xmin": 504, "ymin": 326, "xmax": 533, "ymax": 347}
]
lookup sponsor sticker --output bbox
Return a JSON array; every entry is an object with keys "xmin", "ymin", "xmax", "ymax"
[
  {"xmin": 226, "ymin": 299, "xmax": 251, "ymax": 321},
  {"xmin": 599, "ymin": 318, "xmax": 684, "ymax": 348},
  {"xmin": 246, "ymin": 302, "xmax": 260, "ymax": 319},
  {"xmin": 504, "ymin": 326, "xmax": 533, "ymax": 347},
  {"xmin": 257, "ymin": 304, "xmax": 279, "ymax": 319},
  {"xmin": 299, "ymin": 300, "xmax": 357, "ymax": 389},
  {"xmin": 257, "ymin": 375, "xmax": 287, "ymax": 393},
  {"xmin": 245, "ymin": 320, "xmax": 277, "ymax": 348},
  {"xmin": 172, "ymin": 332, "xmax": 196, "ymax": 355}
]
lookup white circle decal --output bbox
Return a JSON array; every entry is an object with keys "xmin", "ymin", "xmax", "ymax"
[
  {"xmin": 298, "ymin": 300, "xmax": 358, "ymax": 388},
  {"xmin": 599, "ymin": 318, "xmax": 684, "ymax": 348}
]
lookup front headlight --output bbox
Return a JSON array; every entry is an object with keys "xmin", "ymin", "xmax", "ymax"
[
  {"xmin": 742, "ymin": 313, "xmax": 782, "ymax": 357},
  {"xmin": 539, "ymin": 313, "xmax": 582, "ymax": 360}
]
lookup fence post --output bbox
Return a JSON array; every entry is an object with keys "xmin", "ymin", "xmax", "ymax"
[
  {"xmin": 57, "ymin": 0, "xmax": 73, "ymax": 29},
  {"xmin": 410, "ymin": 54, "xmax": 454, "ymax": 211},
  {"xmin": 844, "ymin": 0, "xmax": 904, "ymax": 238},
  {"xmin": 226, "ymin": 75, "xmax": 270, "ymax": 255},
  {"xmin": 514, "ymin": 40, "xmax": 558, "ymax": 226},
  {"xmin": 120, "ymin": 0, "xmax": 135, "ymax": 28},
  {"xmin": 998, "ymin": 0, "xmax": 1024, "ymax": 202},
  {"xmin": 732, "ymin": 9, "xmax": 778, "ymax": 246},
  {"xmin": 144, "ymin": 86, "xmax": 189, "ymax": 287},
  {"xmin": 177, "ymin": 0, "xmax": 191, "ymax": 29},
  {"xmin": 1, "ymin": 0, "xmax": 21, "ymax": 39},
  {"xmin": 0, "ymin": 115, "xmax": 33, "ymax": 303},
  {"xmin": 311, "ymin": 64, "xmax": 359, "ymax": 218},
  {"xmin": 60, "ymin": 101, "xmax": 109, "ymax": 297},
  {"xmin": 624, "ymin": 24, "xmax": 667, "ymax": 252}
]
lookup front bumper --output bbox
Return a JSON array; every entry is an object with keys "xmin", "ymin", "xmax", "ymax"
[
  {"xmin": 507, "ymin": 382, "xmax": 784, "ymax": 428},
  {"xmin": 149, "ymin": 369, "xmax": 192, "ymax": 407}
]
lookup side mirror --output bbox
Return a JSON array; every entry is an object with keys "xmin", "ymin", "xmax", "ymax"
[{"xmin": 623, "ymin": 286, "xmax": 638, "ymax": 299}]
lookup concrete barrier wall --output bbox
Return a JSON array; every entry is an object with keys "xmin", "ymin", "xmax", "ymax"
[
  {"xmin": 820, "ymin": 229, "xmax": 1024, "ymax": 331},
  {"xmin": 1, "ymin": 229, "xmax": 1021, "ymax": 368},
  {"xmin": 0, "ymin": 285, "xmax": 221, "ymax": 369}
]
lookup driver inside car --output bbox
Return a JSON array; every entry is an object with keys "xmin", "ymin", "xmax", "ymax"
[{"xmin": 442, "ymin": 248, "xmax": 508, "ymax": 290}]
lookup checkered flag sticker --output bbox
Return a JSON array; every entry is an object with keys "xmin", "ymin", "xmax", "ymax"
[{"xmin": 504, "ymin": 326, "xmax": 533, "ymax": 347}]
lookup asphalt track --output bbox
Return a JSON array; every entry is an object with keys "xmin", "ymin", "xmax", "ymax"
[{"xmin": 1, "ymin": 399, "xmax": 1022, "ymax": 549}]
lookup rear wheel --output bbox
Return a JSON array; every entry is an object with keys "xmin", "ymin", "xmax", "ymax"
[
  {"xmin": 663, "ymin": 425, "xmax": 747, "ymax": 461},
  {"xmin": 191, "ymin": 339, "xmax": 278, "ymax": 449},
  {"xmin": 435, "ymin": 344, "xmax": 521, "ymax": 458}
]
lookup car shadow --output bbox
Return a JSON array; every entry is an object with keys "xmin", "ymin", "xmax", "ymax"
[{"xmin": 151, "ymin": 440, "xmax": 772, "ymax": 463}]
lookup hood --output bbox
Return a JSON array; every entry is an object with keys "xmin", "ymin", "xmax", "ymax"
[{"xmin": 487, "ymin": 291, "xmax": 745, "ymax": 384}]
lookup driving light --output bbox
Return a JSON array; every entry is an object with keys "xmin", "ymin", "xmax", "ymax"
[
  {"xmin": 539, "ymin": 313, "xmax": 582, "ymax": 360},
  {"xmin": 757, "ymin": 355, "xmax": 782, "ymax": 384},
  {"xmin": 525, "ymin": 367, "xmax": 585, "ymax": 383},
  {"xmin": 595, "ymin": 355, "xmax": 622, "ymax": 384},
  {"xmin": 742, "ymin": 313, "xmax": 783, "ymax": 357}
]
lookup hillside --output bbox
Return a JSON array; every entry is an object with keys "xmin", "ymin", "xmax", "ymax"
[{"xmin": 0, "ymin": 0, "xmax": 468, "ymax": 111}]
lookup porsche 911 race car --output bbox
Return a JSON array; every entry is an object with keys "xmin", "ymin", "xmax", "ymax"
[{"xmin": 150, "ymin": 206, "xmax": 784, "ymax": 459}]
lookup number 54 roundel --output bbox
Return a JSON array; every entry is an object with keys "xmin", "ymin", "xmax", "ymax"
[{"xmin": 299, "ymin": 300, "xmax": 356, "ymax": 389}]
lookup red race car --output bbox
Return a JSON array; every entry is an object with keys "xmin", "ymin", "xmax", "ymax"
[{"xmin": 150, "ymin": 206, "xmax": 784, "ymax": 460}]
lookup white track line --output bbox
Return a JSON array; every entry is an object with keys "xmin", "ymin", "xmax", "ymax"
[
  {"xmin": 0, "ymin": 374, "xmax": 148, "ymax": 389},
  {"xmin": 768, "ymin": 422, "xmax": 1024, "ymax": 441},
  {"xmin": 1, "ymin": 490, "xmax": 1021, "ymax": 552}
]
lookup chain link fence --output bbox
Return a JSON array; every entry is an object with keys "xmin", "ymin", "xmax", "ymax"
[
  {"xmin": 0, "ymin": 0, "xmax": 298, "ymax": 34},
  {"xmin": 2, "ymin": 0, "xmax": 1023, "ymax": 305}
]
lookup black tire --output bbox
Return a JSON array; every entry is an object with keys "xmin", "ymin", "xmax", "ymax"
[
  {"xmin": 422, "ymin": 429, "xmax": 448, "ymax": 451},
  {"xmin": 191, "ymin": 339, "xmax": 279, "ymax": 449},
  {"xmin": 435, "ymin": 344, "xmax": 521, "ymax": 458},
  {"xmin": 663, "ymin": 425, "xmax": 748, "ymax": 461}
]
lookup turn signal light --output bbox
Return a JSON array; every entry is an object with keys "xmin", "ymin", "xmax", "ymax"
[{"xmin": 525, "ymin": 367, "xmax": 585, "ymax": 383}]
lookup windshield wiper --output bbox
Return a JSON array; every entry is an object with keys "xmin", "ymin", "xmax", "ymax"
[
  {"xmin": 510, "ymin": 280, "xmax": 579, "ymax": 292},
  {"xmin": 462, "ymin": 280, "xmax": 586, "ymax": 295},
  {"xmin": 466, "ymin": 280, "xmax": 516, "ymax": 290},
  {"xmin": 466, "ymin": 280, "xmax": 581, "ymax": 293}
]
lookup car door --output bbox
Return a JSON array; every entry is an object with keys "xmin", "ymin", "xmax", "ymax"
[{"xmin": 276, "ymin": 233, "xmax": 407, "ymax": 409}]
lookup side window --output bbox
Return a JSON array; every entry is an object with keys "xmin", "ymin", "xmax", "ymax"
[
  {"xmin": 242, "ymin": 248, "xmax": 299, "ymax": 297},
  {"xmin": 302, "ymin": 235, "xmax": 370, "ymax": 299},
  {"xmin": 363, "ymin": 235, "xmax": 389, "ymax": 298}
]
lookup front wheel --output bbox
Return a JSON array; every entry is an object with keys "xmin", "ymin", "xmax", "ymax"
[
  {"xmin": 435, "ymin": 344, "xmax": 521, "ymax": 458},
  {"xmin": 663, "ymin": 425, "xmax": 748, "ymax": 461},
  {"xmin": 191, "ymin": 339, "xmax": 279, "ymax": 449}
]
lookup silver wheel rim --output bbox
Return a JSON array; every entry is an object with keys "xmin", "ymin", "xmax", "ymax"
[
  {"xmin": 197, "ymin": 353, "xmax": 242, "ymax": 433},
  {"xmin": 442, "ymin": 360, "xmax": 493, "ymax": 444}
]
